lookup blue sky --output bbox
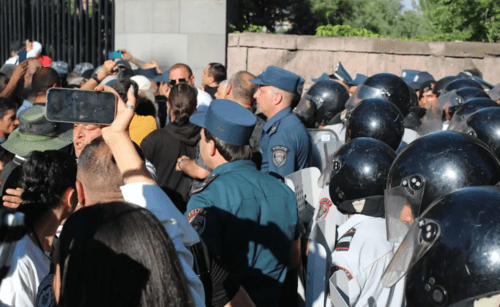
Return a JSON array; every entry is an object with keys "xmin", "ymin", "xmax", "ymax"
[{"xmin": 403, "ymin": 0, "xmax": 417, "ymax": 11}]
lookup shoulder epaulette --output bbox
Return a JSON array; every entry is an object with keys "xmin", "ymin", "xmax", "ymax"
[
  {"xmin": 335, "ymin": 227, "xmax": 356, "ymax": 252},
  {"xmin": 190, "ymin": 173, "xmax": 219, "ymax": 195}
]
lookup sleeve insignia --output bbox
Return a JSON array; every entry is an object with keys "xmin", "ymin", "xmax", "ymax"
[
  {"xmin": 316, "ymin": 197, "xmax": 334, "ymax": 221},
  {"xmin": 272, "ymin": 145, "xmax": 290, "ymax": 168},
  {"xmin": 190, "ymin": 173, "xmax": 219, "ymax": 195},
  {"xmin": 335, "ymin": 228, "xmax": 356, "ymax": 252},
  {"xmin": 187, "ymin": 208, "xmax": 209, "ymax": 235},
  {"xmin": 330, "ymin": 265, "xmax": 354, "ymax": 281}
]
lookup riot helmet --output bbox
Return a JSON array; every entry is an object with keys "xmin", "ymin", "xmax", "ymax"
[
  {"xmin": 443, "ymin": 78, "xmax": 483, "ymax": 95},
  {"xmin": 438, "ymin": 87, "xmax": 490, "ymax": 119},
  {"xmin": 408, "ymin": 85, "xmax": 418, "ymax": 107},
  {"xmin": 346, "ymin": 98, "xmax": 404, "ymax": 151},
  {"xmin": 456, "ymin": 107, "xmax": 500, "ymax": 159},
  {"xmin": 295, "ymin": 80, "xmax": 349, "ymax": 127},
  {"xmin": 383, "ymin": 187, "xmax": 500, "ymax": 307},
  {"xmin": 384, "ymin": 131, "xmax": 500, "ymax": 243},
  {"xmin": 433, "ymin": 76, "xmax": 459, "ymax": 97},
  {"xmin": 346, "ymin": 73, "xmax": 411, "ymax": 117},
  {"xmin": 328, "ymin": 138, "xmax": 396, "ymax": 217},
  {"xmin": 448, "ymin": 98, "xmax": 500, "ymax": 131}
]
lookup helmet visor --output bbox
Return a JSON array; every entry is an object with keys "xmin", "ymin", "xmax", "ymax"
[
  {"xmin": 294, "ymin": 95, "xmax": 317, "ymax": 124},
  {"xmin": 448, "ymin": 112, "xmax": 468, "ymax": 131},
  {"xmin": 437, "ymin": 90, "xmax": 464, "ymax": 110},
  {"xmin": 489, "ymin": 84, "xmax": 500, "ymax": 102},
  {"xmin": 384, "ymin": 175, "xmax": 425, "ymax": 243},
  {"xmin": 345, "ymin": 84, "xmax": 386, "ymax": 110},
  {"xmin": 381, "ymin": 217, "xmax": 441, "ymax": 288}
]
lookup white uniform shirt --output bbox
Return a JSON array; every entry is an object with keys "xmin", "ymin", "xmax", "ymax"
[
  {"xmin": 327, "ymin": 214, "xmax": 405, "ymax": 307},
  {"xmin": 0, "ymin": 235, "xmax": 50, "ymax": 307},
  {"xmin": 120, "ymin": 182, "xmax": 206, "ymax": 307}
]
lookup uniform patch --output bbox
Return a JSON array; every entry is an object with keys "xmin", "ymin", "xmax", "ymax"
[
  {"xmin": 330, "ymin": 265, "xmax": 354, "ymax": 281},
  {"xmin": 316, "ymin": 197, "xmax": 333, "ymax": 221},
  {"xmin": 187, "ymin": 208, "xmax": 209, "ymax": 235},
  {"xmin": 272, "ymin": 145, "xmax": 290, "ymax": 168},
  {"xmin": 190, "ymin": 173, "xmax": 219, "ymax": 195},
  {"xmin": 335, "ymin": 228, "xmax": 356, "ymax": 251}
]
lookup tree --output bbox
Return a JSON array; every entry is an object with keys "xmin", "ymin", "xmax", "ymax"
[{"xmin": 421, "ymin": 0, "xmax": 500, "ymax": 42}]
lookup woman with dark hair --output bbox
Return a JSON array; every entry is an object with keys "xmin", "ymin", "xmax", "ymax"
[
  {"xmin": 0, "ymin": 150, "xmax": 77, "ymax": 307},
  {"xmin": 52, "ymin": 202, "xmax": 193, "ymax": 307},
  {"xmin": 140, "ymin": 83, "xmax": 199, "ymax": 212}
]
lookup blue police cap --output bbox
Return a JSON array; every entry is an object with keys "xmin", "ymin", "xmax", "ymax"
[
  {"xmin": 312, "ymin": 73, "xmax": 331, "ymax": 83},
  {"xmin": 190, "ymin": 99, "xmax": 257, "ymax": 146},
  {"xmin": 250, "ymin": 66, "xmax": 304, "ymax": 93}
]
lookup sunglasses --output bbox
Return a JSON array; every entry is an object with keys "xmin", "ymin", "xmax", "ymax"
[{"xmin": 168, "ymin": 78, "xmax": 187, "ymax": 86}]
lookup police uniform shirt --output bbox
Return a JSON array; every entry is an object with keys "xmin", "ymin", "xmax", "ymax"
[
  {"xmin": 312, "ymin": 184, "xmax": 348, "ymax": 230},
  {"xmin": 186, "ymin": 160, "xmax": 298, "ymax": 307},
  {"xmin": 260, "ymin": 107, "xmax": 311, "ymax": 177},
  {"xmin": 327, "ymin": 214, "xmax": 405, "ymax": 307}
]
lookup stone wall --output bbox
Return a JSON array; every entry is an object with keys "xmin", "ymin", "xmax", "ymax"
[
  {"xmin": 228, "ymin": 33, "xmax": 500, "ymax": 89},
  {"xmin": 115, "ymin": 0, "xmax": 227, "ymax": 86}
]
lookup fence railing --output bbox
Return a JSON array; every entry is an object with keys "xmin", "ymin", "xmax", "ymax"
[{"xmin": 1, "ymin": 0, "xmax": 115, "ymax": 70}]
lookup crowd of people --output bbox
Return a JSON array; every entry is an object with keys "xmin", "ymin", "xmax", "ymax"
[{"xmin": 0, "ymin": 39, "xmax": 500, "ymax": 307}]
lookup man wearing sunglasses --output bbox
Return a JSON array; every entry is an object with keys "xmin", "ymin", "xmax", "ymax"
[{"xmin": 155, "ymin": 63, "xmax": 213, "ymax": 110}]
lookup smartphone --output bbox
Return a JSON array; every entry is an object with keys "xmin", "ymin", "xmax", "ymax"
[
  {"xmin": 108, "ymin": 50, "xmax": 122, "ymax": 60},
  {"xmin": 46, "ymin": 88, "xmax": 116, "ymax": 125}
]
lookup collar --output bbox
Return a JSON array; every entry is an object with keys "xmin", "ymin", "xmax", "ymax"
[
  {"xmin": 210, "ymin": 160, "xmax": 256, "ymax": 177},
  {"xmin": 263, "ymin": 107, "xmax": 292, "ymax": 133},
  {"xmin": 336, "ymin": 214, "xmax": 378, "ymax": 237}
]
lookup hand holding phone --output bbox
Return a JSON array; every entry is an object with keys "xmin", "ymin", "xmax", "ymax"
[
  {"xmin": 46, "ymin": 88, "xmax": 117, "ymax": 125},
  {"xmin": 108, "ymin": 50, "xmax": 123, "ymax": 60}
]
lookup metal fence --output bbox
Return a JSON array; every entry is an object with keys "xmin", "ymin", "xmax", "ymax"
[{"xmin": 0, "ymin": 0, "xmax": 115, "ymax": 70}]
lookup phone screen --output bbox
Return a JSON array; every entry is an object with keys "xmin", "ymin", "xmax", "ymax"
[
  {"xmin": 46, "ymin": 88, "xmax": 117, "ymax": 125},
  {"xmin": 108, "ymin": 50, "xmax": 122, "ymax": 60}
]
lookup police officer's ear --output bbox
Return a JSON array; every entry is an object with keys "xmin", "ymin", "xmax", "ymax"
[
  {"xmin": 272, "ymin": 88, "xmax": 284, "ymax": 106},
  {"xmin": 225, "ymin": 82, "xmax": 232, "ymax": 97}
]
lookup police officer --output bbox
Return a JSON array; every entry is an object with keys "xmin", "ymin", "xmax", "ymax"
[
  {"xmin": 384, "ymin": 131, "xmax": 500, "ymax": 243},
  {"xmin": 251, "ymin": 66, "xmax": 311, "ymax": 177},
  {"xmin": 185, "ymin": 99, "xmax": 299, "ymax": 307},
  {"xmin": 383, "ymin": 187, "xmax": 500, "ymax": 307},
  {"xmin": 320, "ymin": 138, "xmax": 404, "ymax": 307}
]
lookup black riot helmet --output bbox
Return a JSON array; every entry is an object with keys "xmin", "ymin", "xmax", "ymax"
[
  {"xmin": 437, "ymin": 86, "xmax": 490, "ymax": 115},
  {"xmin": 384, "ymin": 131, "xmax": 500, "ymax": 243},
  {"xmin": 346, "ymin": 73, "xmax": 411, "ymax": 117},
  {"xmin": 456, "ymin": 107, "xmax": 500, "ymax": 159},
  {"xmin": 383, "ymin": 187, "xmax": 500, "ymax": 307},
  {"xmin": 328, "ymin": 138, "xmax": 396, "ymax": 217},
  {"xmin": 443, "ymin": 78, "xmax": 483, "ymax": 94},
  {"xmin": 432, "ymin": 76, "xmax": 459, "ymax": 97},
  {"xmin": 346, "ymin": 98, "xmax": 404, "ymax": 151},
  {"xmin": 294, "ymin": 80, "xmax": 349, "ymax": 127},
  {"xmin": 448, "ymin": 98, "xmax": 500, "ymax": 131}
]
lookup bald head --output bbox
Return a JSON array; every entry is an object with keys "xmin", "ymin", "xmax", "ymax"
[{"xmin": 228, "ymin": 71, "xmax": 258, "ymax": 110}]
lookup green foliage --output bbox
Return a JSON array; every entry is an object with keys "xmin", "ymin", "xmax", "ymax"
[
  {"xmin": 230, "ymin": 0, "xmax": 499, "ymax": 42},
  {"xmin": 229, "ymin": 24, "xmax": 264, "ymax": 33},
  {"xmin": 421, "ymin": 0, "xmax": 500, "ymax": 42},
  {"xmin": 316, "ymin": 24, "xmax": 381, "ymax": 37}
]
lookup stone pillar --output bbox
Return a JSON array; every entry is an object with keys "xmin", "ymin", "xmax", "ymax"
[{"xmin": 115, "ymin": 0, "xmax": 227, "ymax": 86}]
